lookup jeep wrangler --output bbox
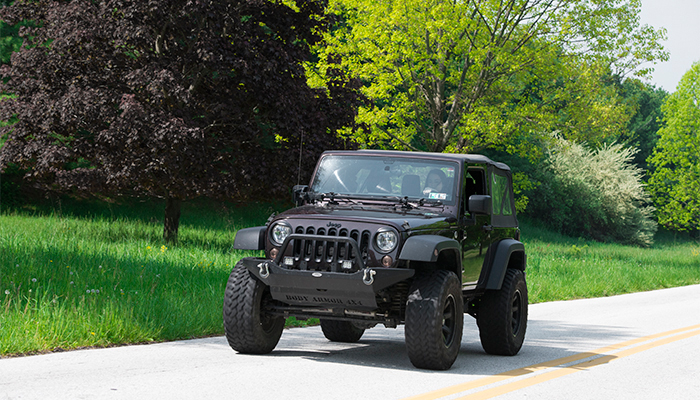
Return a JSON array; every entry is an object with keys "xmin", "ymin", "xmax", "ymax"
[{"xmin": 224, "ymin": 150, "xmax": 527, "ymax": 370}]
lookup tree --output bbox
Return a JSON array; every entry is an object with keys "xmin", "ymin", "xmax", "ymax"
[
  {"xmin": 613, "ymin": 78, "xmax": 667, "ymax": 172},
  {"xmin": 0, "ymin": 0, "xmax": 361, "ymax": 242},
  {"xmin": 648, "ymin": 62, "xmax": 700, "ymax": 233},
  {"xmin": 0, "ymin": 19, "xmax": 25, "ymax": 65},
  {"xmin": 309, "ymin": 0, "xmax": 667, "ymax": 153}
]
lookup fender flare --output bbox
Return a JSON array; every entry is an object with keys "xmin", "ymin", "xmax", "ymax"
[
  {"xmin": 398, "ymin": 235, "xmax": 461, "ymax": 276},
  {"xmin": 233, "ymin": 226, "xmax": 266, "ymax": 250},
  {"xmin": 485, "ymin": 239, "xmax": 526, "ymax": 290}
]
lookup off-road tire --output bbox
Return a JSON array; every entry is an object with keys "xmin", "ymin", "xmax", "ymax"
[
  {"xmin": 320, "ymin": 320, "xmax": 365, "ymax": 343},
  {"xmin": 405, "ymin": 270, "xmax": 464, "ymax": 370},
  {"xmin": 477, "ymin": 268, "xmax": 528, "ymax": 355},
  {"xmin": 223, "ymin": 262, "xmax": 285, "ymax": 354}
]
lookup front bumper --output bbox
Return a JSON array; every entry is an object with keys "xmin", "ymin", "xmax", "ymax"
[{"xmin": 240, "ymin": 257, "xmax": 414, "ymax": 310}]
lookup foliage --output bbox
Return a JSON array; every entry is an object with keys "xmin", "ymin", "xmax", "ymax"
[
  {"xmin": 0, "ymin": 19, "xmax": 25, "ymax": 65},
  {"xmin": 614, "ymin": 78, "xmax": 667, "ymax": 172},
  {"xmin": 0, "ymin": 0, "xmax": 362, "ymax": 242},
  {"xmin": 484, "ymin": 72, "xmax": 667, "ymax": 221},
  {"xmin": 648, "ymin": 62, "xmax": 700, "ymax": 233},
  {"xmin": 309, "ymin": 0, "xmax": 667, "ymax": 153},
  {"xmin": 526, "ymin": 136, "xmax": 656, "ymax": 246}
]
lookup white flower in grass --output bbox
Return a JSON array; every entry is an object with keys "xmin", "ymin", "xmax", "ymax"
[
  {"xmin": 4, "ymin": 290, "xmax": 9, "ymax": 295},
  {"xmin": 32, "ymin": 278, "xmax": 37, "ymax": 282}
]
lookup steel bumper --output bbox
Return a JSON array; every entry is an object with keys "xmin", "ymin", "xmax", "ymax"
[{"xmin": 240, "ymin": 257, "xmax": 414, "ymax": 310}]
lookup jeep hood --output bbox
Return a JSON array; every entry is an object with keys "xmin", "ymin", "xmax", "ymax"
[{"xmin": 274, "ymin": 205, "xmax": 453, "ymax": 232}]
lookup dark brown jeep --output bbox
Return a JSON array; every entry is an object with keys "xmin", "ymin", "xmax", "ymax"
[{"xmin": 224, "ymin": 150, "xmax": 527, "ymax": 370}]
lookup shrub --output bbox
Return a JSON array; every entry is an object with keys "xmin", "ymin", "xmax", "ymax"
[{"xmin": 527, "ymin": 137, "xmax": 657, "ymax": 246}]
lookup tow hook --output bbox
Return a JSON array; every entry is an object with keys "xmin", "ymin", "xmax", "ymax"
[
  {"xmin": 257, "ymin": 262, "xmax": 270, "ymax": 279},
  {"xmin": 362, "ymin": 268, "xmax": 376, "ymax": 286}
]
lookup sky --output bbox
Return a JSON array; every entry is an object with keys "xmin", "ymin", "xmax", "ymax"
[{"xmin": 639, "ymin": 0, "xmax": 700, "ymax": 92}]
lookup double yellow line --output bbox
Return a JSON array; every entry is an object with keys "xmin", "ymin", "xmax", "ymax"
[{"xmin": 404, "ymin": 324, "xmax": 700, "ymax": 400}]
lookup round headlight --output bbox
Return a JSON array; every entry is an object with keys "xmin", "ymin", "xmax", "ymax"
[
  {"xmin": 375, "ymin": 229, "xmax": 398, "ymax": 253},
  {"xmin": 270, "ymin": 222, "xmax": 292, "ymax": 246}
]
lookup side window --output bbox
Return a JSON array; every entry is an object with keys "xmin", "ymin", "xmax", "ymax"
[
  {"xmin": 465, "ymin": 169, "xmax": 485, "ymax": 197},
  {"xmin": 491, "ymin": 172, "xmax": 513, "ymax": 216},
  {"xmin": 492, "ymin": 173, "xmax": 504, "ymax": 216},
  {"xmin": 464, "ymin": 168, "xmax": 486, "ymax": 217}
]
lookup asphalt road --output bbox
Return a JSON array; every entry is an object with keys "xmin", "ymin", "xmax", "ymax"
[{"xmin": 2, "ymin": 284, "xmax": 699, "ymax": 400}]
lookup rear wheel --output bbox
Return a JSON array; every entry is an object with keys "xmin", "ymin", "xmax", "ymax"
[
  {"xmin": 223, "ymin": 262, "xmax": 285, "ymax": 354},
  {"xmin": 477, "ymin": 268, "xmax": 528, "ymax": 355},
  {"xmin": 405, "ymin": 270, "xmax": 463, "ymax": 370},
  {"xmin": 320, "ymin": 320, "xmax": 365, "ymax": 343}
]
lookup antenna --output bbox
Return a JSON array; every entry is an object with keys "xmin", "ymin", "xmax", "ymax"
[{"xmin": 297, "ymin": 131, "xmax": 303, "ymax": 185}]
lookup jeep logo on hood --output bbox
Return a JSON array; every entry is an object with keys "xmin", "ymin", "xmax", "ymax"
[{"xmin": 327, "ymin": 222, "xmax": 342, "ymax": 229}]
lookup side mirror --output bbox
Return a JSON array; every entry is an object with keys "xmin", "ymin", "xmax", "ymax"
[
  {"xmin": 468, "ymin": 194, "xmax": 492, "ymax": 215},
  {"xmin": 292, "ymin": 185, "xmax": 309, "ymax": 206}
]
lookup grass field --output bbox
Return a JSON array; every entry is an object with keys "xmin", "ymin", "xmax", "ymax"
[
  {"xmin": 522, "ymin": 219, "xmax": 700, "ymax": 302},
  {"xmin": 1, "ymin": 198, "xmax": 699, "ymax": 356}
]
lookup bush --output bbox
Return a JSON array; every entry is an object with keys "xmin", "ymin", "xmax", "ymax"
[{"xmin": 526, "ymin": 137, "xmax": 657, "ymax": 246}]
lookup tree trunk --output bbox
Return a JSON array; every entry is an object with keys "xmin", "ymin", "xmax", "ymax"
[{"xmin": 164, "ymin": 197, "xmax": 182, "ymax": 243}]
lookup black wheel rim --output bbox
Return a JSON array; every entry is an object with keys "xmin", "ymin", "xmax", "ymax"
[
  {"xmin": 442, "ymin": 294, "xmax": 457, "ymax": 346},
  {"xmin": 511, "ymin": 289, "xmax": 522, "ymax": 335}
]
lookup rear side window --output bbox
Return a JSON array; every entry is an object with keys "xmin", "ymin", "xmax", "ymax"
[
  {"xmin": 491, "ymin": 173, "xmax": 513, "ymax": 216},
  {"xmin": 490, "ymin": 169, "xmax": 517, "ymax": 227}
]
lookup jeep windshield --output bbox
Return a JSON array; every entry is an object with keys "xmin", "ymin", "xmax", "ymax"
[{"xmin": 310, "ymin": 155, "xmax": 459, "ymax": 206}]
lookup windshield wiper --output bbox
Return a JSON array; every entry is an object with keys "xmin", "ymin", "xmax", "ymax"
[
  {"xmin": 311, "ymin": 192, "xmax": 362, "ymax": 206},
  {"xmin": 398, "ymin": 196, "xmax": 416, "ymax": 210},
  {"xmin": 396, "ymin": 196, "xmax": 443, "ymax": 210}
]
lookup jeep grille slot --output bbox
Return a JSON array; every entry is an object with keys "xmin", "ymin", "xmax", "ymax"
[{"xmin": 285, "ymin": 225, "xmax": 372, "ymax": 273}]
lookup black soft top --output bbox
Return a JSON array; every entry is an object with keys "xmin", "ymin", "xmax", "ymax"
[{"xmin": 321, "ymin": 150, "xmax": 511, "ymax": 172}]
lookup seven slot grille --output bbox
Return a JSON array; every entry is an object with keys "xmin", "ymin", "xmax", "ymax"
[{"xmin": 286, "ymin": 226, "xmax": 372, "ymax": 272}]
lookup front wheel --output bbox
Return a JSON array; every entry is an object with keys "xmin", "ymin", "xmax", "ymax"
[
  {"xmin": 477, "ymin": 268, "xmax": 528, "ymax": 356},
  {"xmin": 223, "ymin": 262, "xmax": 285, "ymax": 354},
  {"xmin": 405, "ymin": 270, "xmax": 464, "ymax": 370}
]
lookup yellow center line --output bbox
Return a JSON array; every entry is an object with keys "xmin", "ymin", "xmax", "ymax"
[
  {"xmin": 455, "ymin": 327, "xmax": 700, "ymax": 400},
  {"xmin": 402, "ymin": 324, "xmax": 700, "ymax": 400}
]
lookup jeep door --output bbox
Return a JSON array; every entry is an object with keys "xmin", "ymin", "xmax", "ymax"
[
  {"xmin": 461, "ymin": 166, "xmax": 490, "ymax": 289},
  {"xmin": 461, "ymin": 165, "xmax": 519, "ymax": 291}
]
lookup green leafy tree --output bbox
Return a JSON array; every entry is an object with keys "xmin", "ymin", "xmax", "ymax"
[
  {"xmin": 614, "ymin": 78, "xmax": 667, "ymax": 172},
  {"xmin": 0, "ymin": 21, "xmax": 23, "ymax": 65},
  {"xmin": 0, "ymin": 1, "xmax": 23, "ymax": 65},
  {"xmin": 648, "ymin": 62, "xmax": 700, "ymax": 232},
  {"xmin": 310, "ymin": 0, "xmax": 667, "ymax": 153}
]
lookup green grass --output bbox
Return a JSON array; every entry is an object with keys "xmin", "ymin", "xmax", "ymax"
[
  {"xmin": 1, "ymin": 200, "xmax": 698, "ymax": 356},
  {"xmin": 522, "ymin": 218, "xmax": 700, "ymax": 303},
  {"xmin": 0, "ymin": 198, "xmax": 290, "ymax": 356}
]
